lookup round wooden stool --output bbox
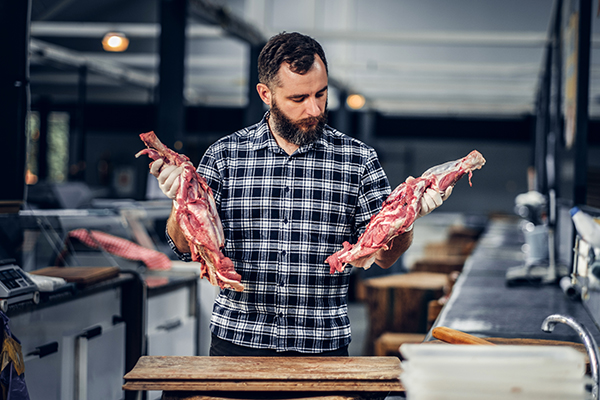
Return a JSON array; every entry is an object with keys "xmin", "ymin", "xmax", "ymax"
[
  {"xmin": 362, "ymin": 272, "xmax": 447, "ymax": 354},
  {"xmin": 374, "ymin": 332, "xmax": 426, "ymax": 357}
]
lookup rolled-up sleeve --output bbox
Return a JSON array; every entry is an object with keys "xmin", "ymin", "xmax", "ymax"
[{"xmin": 165, "ymin": 227, "xmax": 192, "ymax": 261}]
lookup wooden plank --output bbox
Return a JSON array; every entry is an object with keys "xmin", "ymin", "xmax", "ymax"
[
  {"xmin": 124, "ymin": 356, "xmax": 401, "ymax": 382},
  {"xmin": 122, "ymin": 379, "xmax": 404, "ymax": 392},
  {"xmin": 160, "ymin": 392, "xmax": 389, "ymax": 400},
  {"xmin": 374, "ymin": 333, "xmax": 426, "ymax": 357},
  {"xmin": 412, "ymin": 256, "xmax": 465, "ymax": 274},
  {"xmin": 486, "ymin": 337, "xmax": 587, "ymax": 358},
  {"xmin": 430, "ymin": 337, "xmax": 586, "ymax": 353},
  {"xmin": 363, "ymin": 272, "xmax": 447, "ymax": 289}
]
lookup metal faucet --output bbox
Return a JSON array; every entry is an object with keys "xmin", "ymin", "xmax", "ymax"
[{"xmin": 541, "ymin": 314, "xmax": 600, "ymax": 399}]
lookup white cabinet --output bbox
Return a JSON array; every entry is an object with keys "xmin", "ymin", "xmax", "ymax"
[
  {"xmin": 10, "ymin": 287, "xmax": 126, "ymax": 400},
  {"xmin": 147, "ymin": 316, "xmax": 195, "ymax": 357},
  {"xmin": 145, "ymin": 280, "xmax": 197, "ymax": 400},
  {"xmin": 23, "ymin": 341, "xmax": 61, "ymax": 399},
  {"xmin": 147, "ymin": 281, "xmax": 197, "ymax": 357},
  {"xmin": 73, "ymin": 322, "xmax": 126, "ymax": 400}
]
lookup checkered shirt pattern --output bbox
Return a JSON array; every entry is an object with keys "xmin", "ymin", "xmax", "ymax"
[{"xmin": 167, "ymin": 114, "xmax": 391, "ymax": 352}]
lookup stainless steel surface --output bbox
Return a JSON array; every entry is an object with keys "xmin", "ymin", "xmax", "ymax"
[
  {"xmin": 542, "ymin": 313, "xmax": 600, "ymax": 399},
  {"xmin": 431, "ymin": 218, "xmax": 600, "ymax": 342}
]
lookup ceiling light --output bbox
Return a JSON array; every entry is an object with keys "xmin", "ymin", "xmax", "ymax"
[
  {"xmin": 102, "ymin": 32, "xmax": 129, "ymax": 52},
  {"xmin": 346, "ymin": 94, "xmax": 366, "ymax": 110}
]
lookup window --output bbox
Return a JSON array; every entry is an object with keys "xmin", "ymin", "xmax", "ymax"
[{"xmin": 26, "ymin": 111, "xmax": 70, "ymax": 185}]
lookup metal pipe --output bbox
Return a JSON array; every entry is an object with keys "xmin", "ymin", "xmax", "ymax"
[{"xmin": 541, "ymin": 314, "xmax": 599, "ymax": 399}]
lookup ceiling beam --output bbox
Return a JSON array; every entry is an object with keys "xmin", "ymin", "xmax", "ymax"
[
  {"xmin": 310, "ymin": 30, "xmax": 548, "ymax": 47},
  {"xmin": 59, "ymin": 53, "xmax": 245, "ymax": 69},
  {"xmin": 30, "ymin": 39, "xmax": 156, "ymax": 88},
  {"xmin": 330, "ymin": 61, "xmax": 542, "ymax": 77},
  {"xmin": 30, "ymin": 22, "xmax": 223, "ymax": 38},
  {"xmin": 30, "ymin": 21, "xmax": 600, "ymax": 48},
  {"xmin": 34, "ymin": 52, "xmax": 600, "ymax": 81},
  {"xmin": 187, "ymin": 0, "xmax": 266, "ymax": 46}
]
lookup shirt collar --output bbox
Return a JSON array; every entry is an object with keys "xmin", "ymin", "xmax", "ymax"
[
  {"xmin": 249, "ymin": 111, "xmax": 332, "ymax": 155},
  {"xmin": 248, "ymin": 112, "xmax": 275, "ymax": 151}
]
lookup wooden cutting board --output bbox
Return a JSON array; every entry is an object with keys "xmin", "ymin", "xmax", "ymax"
[
  {"xmin": 430, "ymin": 327, "xmax": 588, "ymax": 356},
  {"xmin": 486, "ymin": 337, "xmax": 589, "ymax": 362},
  {"xmin": 431, "ymin": 336, "xmax": 587, "ymax": 355},
  {"xmin": 123, "ymin": 356, "xmax": 404, "ymax": 393},
  {"xmin": 31, "ymin": 266, "xmax": 119, "ymax": 287}
]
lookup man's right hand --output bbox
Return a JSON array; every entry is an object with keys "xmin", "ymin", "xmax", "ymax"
[{"xmin": 150, "ymin": 159, "xmax": 183, "ymax": 200}]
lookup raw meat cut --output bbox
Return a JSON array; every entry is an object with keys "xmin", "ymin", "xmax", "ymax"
[
  {"xmin": 136, "ymin": 131, "xmax": 244, "ymax": 291},
  {"xmin": 69, "ymin": 229, "xmax": 172, "ymax": 270},
  {"xmin": 325, "ymin": 150, "xmax": 486, "ymax": 273}
]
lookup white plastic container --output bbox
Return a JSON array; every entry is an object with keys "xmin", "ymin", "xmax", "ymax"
[
  {"xmin": 399, "ymin": 344, "xmax": 588, "ymax": 400},
  {"xmin": 571, "ymin": 207, "xmax": 600, "ymax": 249}
]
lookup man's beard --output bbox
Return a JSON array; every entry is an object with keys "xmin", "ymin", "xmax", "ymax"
[{"xmin": 269, "ymin": 99, "xmax": 328, "ymax": 147}]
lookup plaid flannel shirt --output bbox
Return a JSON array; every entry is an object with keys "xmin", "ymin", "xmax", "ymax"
[{"xmin": 168, "ymin": 114, "xmax": 391, "ymax": 353}]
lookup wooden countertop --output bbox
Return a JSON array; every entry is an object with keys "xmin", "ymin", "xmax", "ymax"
[{"xmin": 123, "ymin": 356, "xmax": 404, "ymax": 393}]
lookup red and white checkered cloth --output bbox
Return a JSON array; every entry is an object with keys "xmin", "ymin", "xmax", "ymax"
[{"xmin": 69, "ymin": 229, "xmax": 172, "ymax": 270}]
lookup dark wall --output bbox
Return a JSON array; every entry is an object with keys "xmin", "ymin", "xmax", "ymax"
[
  {"xmin": 376, "ymin": 115, "xmax": 536, "ymax": 142},
  {"xmin": 2, "ymin": 0, "xmax": 30, "ymax": 212}
]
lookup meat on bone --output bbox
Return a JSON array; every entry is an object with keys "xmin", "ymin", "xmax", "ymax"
[
  {"xmin": 136, "ymin": 131, "xmax": 244, "ymax": 291},
  {"xmin": 69, "ymin": 229, "xmax": 172, "ymax": 270},
  {"xmin": 325, "ymin": 150, "xmax": 486, "ymax": 273}
]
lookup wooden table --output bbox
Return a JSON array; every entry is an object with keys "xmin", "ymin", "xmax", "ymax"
[{"xmin": 123, "ymin": 356, "xmax": 404, "ymax": 400}]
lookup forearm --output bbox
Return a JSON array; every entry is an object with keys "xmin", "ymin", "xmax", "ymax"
[
  {"xmin": 374, "ymin": 229, "xmax": 413, "ymax": 269},
  {"xmin": 167, "ymin": 203, "xmax": 191, "ymax": 253}
]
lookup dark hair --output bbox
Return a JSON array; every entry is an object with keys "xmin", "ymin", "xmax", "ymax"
[{"xmin": 258, "ymin": 32, "xmax": 328, "ymax": 89}]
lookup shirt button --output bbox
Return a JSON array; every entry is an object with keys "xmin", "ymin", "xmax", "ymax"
[
  {"xmin": 281, "ymin": 250, "xmax": 286, "ymax": 256},
  {"xmin": 278, "ymin": 312, "xmax": 283, "ymax": 317},
  {"xmin": 279, "ymin": 280, "xmax": 284, "ymax": 287},
  {"xmin": 283, "ymin": 218, "xmax": 288, "ymax": 224},
  {"xmin": 284, "ymin": 187, "xmax": 290, "ymax": 193}
]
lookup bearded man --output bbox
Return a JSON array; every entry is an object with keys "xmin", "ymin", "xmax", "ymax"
[{"xmin": 150, "ymin": 32, "xmax": 448, "ymax": 356}]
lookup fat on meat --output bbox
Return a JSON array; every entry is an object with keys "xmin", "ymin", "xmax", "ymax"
[
  {"xmin": 325, "ymin": 150, "xmax": 486, "ymax": 273},
  {"xmin": 136, "ymin": 131, "xmax": 244, "ymax": 291}
]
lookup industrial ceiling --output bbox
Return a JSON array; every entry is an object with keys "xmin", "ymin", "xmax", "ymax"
[{"xmin": 27, "ymin": 0, "xmax": 600, "ymax": 118}]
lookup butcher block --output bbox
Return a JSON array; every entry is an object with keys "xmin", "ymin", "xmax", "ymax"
[{"xmin": 123, "ymin": 356, "xmax": 404, "ymax": 398}]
